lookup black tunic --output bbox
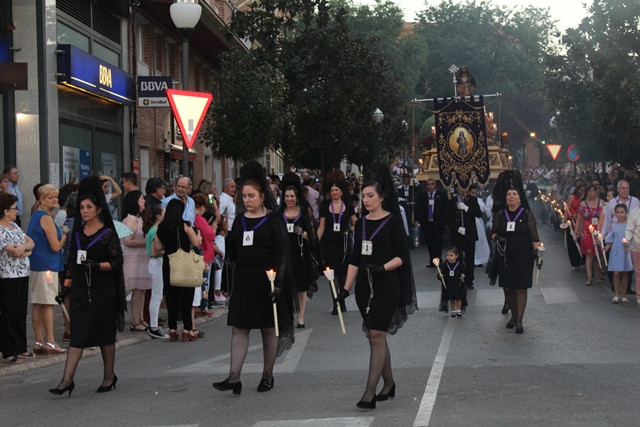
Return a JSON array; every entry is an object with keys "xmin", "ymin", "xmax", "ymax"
[
  {"xmin": 492, "ymin": 208, "xmax": 540, "ymax": 289},
  {"xmin": 350, "ymin": 214, "xmax": 410, "ymax": 332},
  {"xmin": 225, "ymin": 212, "xmax": 294, "ymax": 337},
  {"xmin": 319, "ymin": 200, "xmax": 355, "ymax": 278},
  {"xmin": 283, "ymin": 211, "xmax": 315, "ymax": 292},
  {"xmin": 65, "ymin": 226, "xmax": 123, "ymax": 348}
]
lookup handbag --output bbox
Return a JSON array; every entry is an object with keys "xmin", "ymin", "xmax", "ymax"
[
  {"xmin": 213, "ymin": 253, "xmax": 224, "ymax": 271},
  {"xmin": 168, "ymin": 228, "xmax": 205, "ymax": 288}
]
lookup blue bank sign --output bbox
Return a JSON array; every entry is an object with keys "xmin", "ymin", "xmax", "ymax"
[
  {"xmin": 56, "ymin": 44, "xmax": 134, "ymax": 105},
  {"xmin": 138, "ymin": 76, "xmax": 173, "ymax": 107}
]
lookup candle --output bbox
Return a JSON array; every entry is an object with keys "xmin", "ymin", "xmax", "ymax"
[
  {"xmin": 597, "ymin": 233, "xmax": 608, "ymax": 266},
  {"xmin": 588, "ymin": 225, "xmax": 602, "ymax": 269},
  {"xmin": 432, "ymin": 258, "xmax": 447, "ymax": 289},
  {"xmin": 535, "ymin": 244, "xmax": 545, "ymax": 285},
  {"xmin": 323, "ymin": 268, "xmax": 346, "ymax": 334},
  {"xmin": 265, "ymin": 269, "xmax": 279, "ymax": 336}
]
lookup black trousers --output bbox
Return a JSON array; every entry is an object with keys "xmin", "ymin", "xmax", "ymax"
[
  {"xmin": 0, "ymin": 276, "xmax": 29, "ymax": 358},
  {"xmin": 166, "ymin": 285, "xmax": 194, "ymax": 331},
  {"xmin": 423, "ymin": 221, "xmax": 445, "ymax": 266}
]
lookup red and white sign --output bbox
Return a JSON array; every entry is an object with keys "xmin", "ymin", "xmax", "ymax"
[
  {"xmin": 166, "ymin": 89, "xmax": 213, "ymax": 149},
  {"xmin": 546, "ymin": 144, "xmax": 562, "ymax": 161}
]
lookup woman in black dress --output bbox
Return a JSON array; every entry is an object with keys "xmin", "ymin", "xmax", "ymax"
[
  {"xmin": 317, "ymin": 172, "xmax": 356, "ymax": 314},
  {"xmin": 156, "ymin": 199, "xmax": 202, "ymax": 342},
  {"xmin": 50, "ymin": 177, "xmax": 124, "ymax": 396},
  {"xmin": 213, "ymin": 163, "xmax": 294, "ymax": 395},
  {"xmin": 280, "ymin": 183, "xmax": 317, "ymax": 328},
  {"xmin": 338, "ymin": 170, "xmax": 416, "ymax": 409},
  {"xmin": 491, "ymin": 184, "xmax": 542, "ymax": 334}
]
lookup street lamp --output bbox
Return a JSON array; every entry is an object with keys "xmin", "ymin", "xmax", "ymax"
[{"xmin": 170, "ymin": 0, "xmax": 202, "ymax": 179}]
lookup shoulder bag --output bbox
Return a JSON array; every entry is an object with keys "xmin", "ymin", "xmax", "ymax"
[{"xmin": 168, "ymin": 228, "xmax": 205, "ymax": 287}]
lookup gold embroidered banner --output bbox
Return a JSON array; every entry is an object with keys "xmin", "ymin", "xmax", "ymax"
[{"xmin": 434, "ymin": 97, "xmax": 489, "ymax": 188}]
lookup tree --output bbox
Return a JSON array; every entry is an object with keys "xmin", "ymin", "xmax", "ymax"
[{"xmin": 546, "ymin": 0, "xmax": 640, "ymax": 164}]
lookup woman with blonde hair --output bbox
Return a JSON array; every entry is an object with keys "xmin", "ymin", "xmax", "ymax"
[{"xmin": 26, "ymin": 184, "xmax": 68, "ymax": 355}]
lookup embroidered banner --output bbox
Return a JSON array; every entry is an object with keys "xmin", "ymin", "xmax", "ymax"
[{"xmin": 434, "ymin": 97, "xmax": 489, "ymax": 188}]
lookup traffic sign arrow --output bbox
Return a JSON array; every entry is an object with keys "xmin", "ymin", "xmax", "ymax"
[{"xmin": 166, "ymin": 89, "xmax": 213, "ymax": 149}]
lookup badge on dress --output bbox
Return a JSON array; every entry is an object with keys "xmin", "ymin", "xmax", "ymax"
[
  {"xmin": 404, "ymin": 190, "xmax": 409, "ymax": 197},
  {"xmin": 287, "ymin": 223, "xmax": 294, "ymax": 233},
  {"xmin": 506, "ymin": 221, "xmax": 516, "ymax": 232},
  {"xmin": 76, "ymin": 250, "xmax": 87, "ymax": 264},
  {"xmin": 361, "ymin": 240, "xmax": 373, "ymax": 255},
  {"xmin": 591, "ymin": 217, "xmax": 598, "ymax": 225},
  {"xmin": 243, "ymin": 231, "xmax": 254, "ymax": 246},
  {"xmin": 429, "ymin": 199, "xmax": 434, "ymax": 206},
  {"xmin": 333, "ymin": 223, "xmax": 341, "ymax": 232},
  {"xmin": 449, "ymin": 270, "xmax": 454, "ymax": 277}
]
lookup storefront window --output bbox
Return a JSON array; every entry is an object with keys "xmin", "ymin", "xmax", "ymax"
[
  {"xmin": 93, "ymin": 42, "xmax": 119, "ymax": 67},
  {"xmin": 57, "ymin": 21, "xmax": 90, "ymax": 53}
]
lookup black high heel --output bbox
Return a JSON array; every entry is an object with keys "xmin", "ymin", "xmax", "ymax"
[
  {"xmin": 257, "ymin": 377, "xmax": 274, "ymax": 392},
  {"xmin": 506, "ymin": 321, "xmax": 515, "ymax": 329},
  {"xmin": 49, "ymin": 381, "xmax": 74, "ymax": 397},
  {"xmin": 97, "ymin": 375, "xmax": 118, "ymax": 393},
  {"xmin": 213, "ymin": 378, "xmax": 242, "ymax": 395},
  {"xmin": 501, "ymin": 304, "xmax": 510, "ymax": 314},
  {"xmin": 515, "ymin": 326, "xmax": 524, "ymax": 334},
  {"xmin": 356, "ymin": 394, "xmax": 376, "ymax": 409},
  {"xmin": 376, "ymin": 383, "xmax": 396, "ymax": 401}
]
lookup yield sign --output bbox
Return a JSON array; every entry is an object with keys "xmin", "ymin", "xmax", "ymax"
[
  {"xmin": 166, "ymin": 89, "xmax": 213, "ymax": 149},
  {"xmin": 546, "ymin": 144, "xmax": 562, "ymax": 161}
]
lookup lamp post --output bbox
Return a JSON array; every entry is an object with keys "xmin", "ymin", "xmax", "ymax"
[{"xmin": 170, "ymin": 0, "xmax": 202, "ymax": 179}]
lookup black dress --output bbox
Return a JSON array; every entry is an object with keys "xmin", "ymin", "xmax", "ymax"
[
  {"xmin": 65, "ymin": 226, "xmax": 123, "ymax": 348},
  {"xmin": 492, "ymin": 208, "xmax": 540, "ymax": 289},
  {"xmin": 283, "ymin": 211, "xmax": 315, "ymax": 293},
  {"xmin": 225, "ymin": 212, "xmax": 294, "ymax": 349},
  {"xmin": 350, "ymin": 214, "xmax": 410, "ymax": 332},
  {"xmin": 319, "ymin": 200, "xmax": 355, "ymax": 279}
]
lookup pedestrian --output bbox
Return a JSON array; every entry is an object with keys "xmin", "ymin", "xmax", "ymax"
[
  {"xmin": 49, "ymin": 176, "xmax": 125, "ymax": 396},
  {"xmin": 27, "ymin": 184, "xmax": 68, "ymax": 355},
  {"xmin": 0, "ymin": 192, "xmax": 35, "ymax": 363},
  {"xmin": 162, "ymin": 176, "xmax": 196, "ymax": 224},
  {"xmin": 574, "ymin": 184, "xmax": 604, "ymax": 285},
  {"xmin": 3, "ymin": 166, "xmax": 23, "ymax": 226},
  {"xmin": 144, "ymin": 177, "xmax": 166, "ymax": 208},
  {"xmin": 317, "ymin": 170, "xmax": 356, "ymax": 314},
  {"xmin": 280, "ymin": 172, "xmax": 318, "ymax": 328},
  {"xmin": 415, "ymin": 179, "xmax": 448, "ymax": 268},
  {"xmin": 156, "ymin": 199, "xmax": 202, "ymax": 342},
  {"xmin": 605, "ymin": 204, "xmax": 633, "ymax": 303},
  {"xmin": 438, "ymin": 246, "xmax": 466, "ymax": 318},
  {"xmin": 142, "ymin": 205, "xmax": 167, "ymax": 339},
  {"xmin": 564, "ymin": 183, "xmax": 586, "ymax": 270},
  {"xmin": 491, "ymin": 176, "xmax": 542, "ymax": 334},
  {"xmin": 121, "ymin": 190, "xmax": 151, "ymax": 332},
  {"xmin": 213, "ymin": 161, "xmax": 294, "ymax": 395},
  {"xmin": 336, "ymin": 163, "xmax": 417, "ymax": 409}
]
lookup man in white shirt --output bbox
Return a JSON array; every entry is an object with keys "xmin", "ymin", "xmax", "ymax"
[
  {"xmin": 599, "ymin": 180, "xmax": 640, "ymax": 234},
  {"xmin": 4, "ymin": 166, "xmax": 23, "ymax": 226},
  {"xmin": 162, "ymin": 176, "xmax": 195, "ymax": 224},
  {"xmin": 219, "ymin": 178, "xmax": 237, "ymax": 229}
]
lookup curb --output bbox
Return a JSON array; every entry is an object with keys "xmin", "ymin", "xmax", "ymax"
[{"xmin": 0, "ymin": 305, "xmax": 227, "ymax": 378}]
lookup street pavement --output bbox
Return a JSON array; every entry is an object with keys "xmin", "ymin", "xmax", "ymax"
[{"xmin": 1, "ymin": 222, "xmax": 640, "ymax": 426}]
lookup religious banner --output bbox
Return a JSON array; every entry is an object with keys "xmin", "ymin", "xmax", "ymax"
[{"xmin": 434, "ymin": 97, "xmax": 489, "ymax": 188}]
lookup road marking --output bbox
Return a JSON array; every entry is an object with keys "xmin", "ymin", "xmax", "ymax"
[
  {"xmin": 414, "ymin": 318, "xmax": 455, "ymax": 426},
  {"xmin": 253, "ymin": 417, "xmax": 373, "ymax": 426},
  {"xmin": 540, "ymin": 287, "xmax": 579, "ymax": 304},
  {"xmin": 168, "ymin": 329, "xmax": 312, "ymax": 375}
]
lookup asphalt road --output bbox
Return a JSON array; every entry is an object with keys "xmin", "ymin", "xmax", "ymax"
[{"xmin": 1, "ymin": 223, "xmax": 639, "ymax": 426}]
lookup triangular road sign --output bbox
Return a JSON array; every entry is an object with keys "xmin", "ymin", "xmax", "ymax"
[
  {"xmin": 166, "ymin": 89, "xmax": 213, "ymax": 149},
  {"xmin": 546, "ymin": 144, "xmax": 562, "ymax": 161}
]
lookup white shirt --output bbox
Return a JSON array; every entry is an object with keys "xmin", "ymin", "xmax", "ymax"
[
  {"xmin": 306, "ymin": 185, "xmax": 320, "ymax": 220},
  {"xmin": 219, "ymin": 192, "xmax": 236, "ymax": 229}
]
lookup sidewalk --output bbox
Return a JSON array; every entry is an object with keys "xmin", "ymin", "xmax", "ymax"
[{"xmin": 0, "ymin": 300, "xmax": 228, "ymax": 377}]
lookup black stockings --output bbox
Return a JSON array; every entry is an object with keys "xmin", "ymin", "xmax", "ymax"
[
  {"xmin": 56, "ymin": 344, "xmax": 115, "ymax": 388},
  {"xmin": 508, "ymin": 289, "xmax": 528, "ymax": 328},
  {"xmin": 227, "ymin": 327, "xmax": 278, "ymax": 383},
  {"xmin": 362, "ymin": 330, "xmax": 393, "ymax": 402}
]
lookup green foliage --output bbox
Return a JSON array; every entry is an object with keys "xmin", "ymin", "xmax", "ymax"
[{"xmin": 545, "ymin": 0, "xmax": 640, "ymax": 163}]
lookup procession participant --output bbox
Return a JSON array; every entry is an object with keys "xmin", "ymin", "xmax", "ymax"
[{"xmin": 415, "ymin": 179, "xmax": 448, "ymax": 268}]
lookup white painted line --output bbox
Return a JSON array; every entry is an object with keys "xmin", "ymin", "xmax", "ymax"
[
  {"xmin": 414, "ymin": 319, "xmax": 456, "ymax": 427},
  {"xmin": 253, "ymin": 417, "xmax": 373, "ymax": 426}
]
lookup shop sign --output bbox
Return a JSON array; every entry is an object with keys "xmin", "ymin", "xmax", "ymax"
[
  {"xmin": 138, "ymin": 76, "xmax": 173, "ymax": 107},
  {"xmin": 56, "ymin": 44, "xmax": 134, "ymax": 105}
]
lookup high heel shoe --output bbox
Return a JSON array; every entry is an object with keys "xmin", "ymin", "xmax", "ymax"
[
  {"xmin": 257, "ymin": 377, "xmax": 274, "ymax": 392},
  {"xmin": 515, "ymin": 325, "xmax": 524, "ymax": 334},
  {"xmin": 169, "ymin": 330, "xmax": 178, "ymax": 342},
  {"xmin": 213, "ymin": 378, "xmax": 242, "ymax": 395},
  {"xmin": 501, "ymin": 304, "xmax": 510, "ymax": 314},
  {"xmin": 356, "ymin": 395, "xmax": 376, "ymax": 409},
  {"xmin": 506, "ymin": 321, "xmax": 516, "ymax": 329},
  {"xmin": 49, "ymin": 381, "xmax": 74, "ymax": 397},
  {"xmin": 182, "ymin": 330, "xmax": 197, "ymax": 342},
  {"xmin": 96, "ymin": 375, "xmax": 118, "ymax": 393},
  {"xmin": 376, "ymin": 383, "xmax": 396, "ymax": 401},
  {"xmin": 33, "ymin": 341, "xmax": 46, "ymax": 356}
]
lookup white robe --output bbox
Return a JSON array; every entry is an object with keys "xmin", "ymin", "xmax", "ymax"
[{"xmin": 474, "ymin": 198, "xmax": 490, "ymax": 265}]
